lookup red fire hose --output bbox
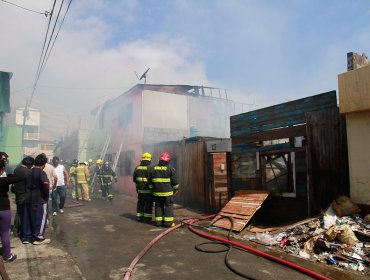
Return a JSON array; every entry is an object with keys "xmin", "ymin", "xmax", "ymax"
[
  {"xmin": 123, "ymin": 216, "xmax": 331, "ymax": 280},
  {"xmin": 187, "ymin": 219, "xmax": 331, "ymax": 280}
]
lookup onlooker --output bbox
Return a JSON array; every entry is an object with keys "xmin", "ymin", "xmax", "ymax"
[
  {"xmin": 23, "ymin": 154, "xmax": 51, "ymax": 245},
  {"xmin": 0, "ymin": 152, "xmax": 8, "ymax": 177},
  {"xmin": 51, "ymin": 156, "xmax": 70, "ymax": 216},
  {"xmin": 0, "ymin": 151, "xmax": 23, "ymax": 262},
  {"xmin": 11, "ymin": 156, "xmax": 34, "ymax": 239},
  {"xmin": 41, "ymin": 154, "xmax": 58, "ymax": 197}
]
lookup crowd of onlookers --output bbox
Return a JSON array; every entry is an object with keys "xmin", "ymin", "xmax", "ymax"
[{"xmin": 0, "ymin": 151, "xmax": 69, "ymax": 263}]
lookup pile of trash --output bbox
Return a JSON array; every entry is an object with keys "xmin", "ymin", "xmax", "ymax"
[{"xmin": 248, "ymin": 196, "xmax": 370, "ymax": 273}]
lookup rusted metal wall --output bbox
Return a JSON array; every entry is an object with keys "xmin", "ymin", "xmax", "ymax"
[{"xmin": 306, "ymin": 108, "xmax": 350, "ymax": 213}]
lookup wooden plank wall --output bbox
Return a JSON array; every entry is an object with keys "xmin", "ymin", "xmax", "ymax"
[
  {"xmin": 230, "ymin": 91, "xmax": 338, "ymax": 194},
  {"xmin": 210, "ymin": 153, "xmax": 229, "ymax": 211},
  {"xmin": 306, "ymin": 108, "xmax": 350, "ymax": 213},
  {"xmin": 146, "ymin": 139, "xmax": 208, "ymax": 211}
]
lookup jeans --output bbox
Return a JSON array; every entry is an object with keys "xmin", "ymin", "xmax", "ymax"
[
  {"xmin": 51, "ymin": 186, "xmax": 66, "ymax": 212},
  {"xmin": 0, "ymin": 209, "xmax": 12, "ymax": 258}
]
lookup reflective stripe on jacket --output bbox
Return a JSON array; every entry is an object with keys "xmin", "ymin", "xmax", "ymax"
[
  {"xmin": 150, "ymin": 164, "xmax": 179, "ymax": 196},
  {"xmin": 75, "ymin": 165, "xmax": 90, "ymax": 184},
  {"xmin": 133, "ymin": 164, "xmax": 151, "ymax": 194}
]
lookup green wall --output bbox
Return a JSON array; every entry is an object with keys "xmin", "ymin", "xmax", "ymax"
[{"xmin": 0, "ymin": 126, "xmax": 22, "ymax": 167}]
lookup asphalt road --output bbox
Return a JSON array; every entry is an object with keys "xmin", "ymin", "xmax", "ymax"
[{"xmin": 52, "ymin": 194, "xmax": 316, "ymax": 280}]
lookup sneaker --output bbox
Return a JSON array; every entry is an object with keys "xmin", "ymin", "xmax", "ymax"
[
  {"xmin": 33, "ymin": 238, "xmax": 51, "ymax": 245},
  {"xmin": 22, "ymin": 239, "xmax": 30, "ymax": 244},
  {"xmin": 59, "ymin": 209, "xmax": 64, "ymax": 214},
  {"xmin": 52, "ymin": 212, "xmax": 57, "ymax": 216},
  {"xmin": 4, "ymin": 254, "xmax": 17, "ymax": 262}
]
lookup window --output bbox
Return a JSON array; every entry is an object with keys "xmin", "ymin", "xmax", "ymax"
[
  {"xmin": 99, "ymin": 111, "xmax": 105, "ymax": 129},
  {"xmin": 118, "ymin": 103, "xmax": 133, "ymax": 127},
  {"xmin": 259, "ymin": 150, "xmax": 306, "ymax": 197},
  {"xmin": 120, "ymin": 150, "xmax": 135, "ymax": 176}
]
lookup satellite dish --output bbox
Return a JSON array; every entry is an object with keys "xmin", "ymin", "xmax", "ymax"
[{"xmin": 134, "ymin": 68, "xmax": 150, "ymax": 84}]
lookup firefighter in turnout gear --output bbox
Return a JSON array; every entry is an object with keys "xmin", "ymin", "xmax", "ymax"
[
  {"xmin": 69, "ymin": 159, "xmax": 79, "ymax": 200},
  {"xmin": 150, "ymin": 152, "xmax": 179, "ymax": 227},
  {"xmin": 93, "ymin": 159, "xmax": 104, "ymax": 195},
  {"xmin": 133, "ymin": 152, "xmax": 153, "ymax": 222},
  {"xmin": 75, "ymin": 161, "xmax": 91, "ymax": 201},
  {"xmin": 98, "ymin": 161, "xmax": 117, "ymax": 201}
]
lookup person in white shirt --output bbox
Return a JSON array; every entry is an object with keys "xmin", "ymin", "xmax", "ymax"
[{"xmin": 51, "ymin": 156, "xmax": 70, "ymax": 216}]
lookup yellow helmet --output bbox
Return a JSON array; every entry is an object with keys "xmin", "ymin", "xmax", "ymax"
[
  {"xmin": 96, "ymin": 159, "xmax": 103, "ymax": 164},
  {"xmin": 141, "ymin": 152, "xmax": 152, "ymax": 161}
]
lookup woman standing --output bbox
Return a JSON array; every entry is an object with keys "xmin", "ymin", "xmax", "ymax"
[{"xmin": 0, "ymin": 152, "xmax": 22, "ymax": 262}]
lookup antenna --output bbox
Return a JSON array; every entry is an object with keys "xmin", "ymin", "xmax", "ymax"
[{"xmin": 134, "ymin": 67, "xmax": 150, "ymax": 84}]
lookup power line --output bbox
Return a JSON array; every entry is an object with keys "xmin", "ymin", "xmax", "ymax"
[
  {"xmin": 22, "ymin": 0, "xmax": 73, "ymax": 157},
  {"xmin": 0, "ymin": 0, "xmax": 50, "ymax": 16},
  {"xmin": 40, "ymin": 0, "xmax": 73, "ymax": 77},
  {"xmin": 29, "ymin": 0, "xmax": 58, "ymax": 106}
]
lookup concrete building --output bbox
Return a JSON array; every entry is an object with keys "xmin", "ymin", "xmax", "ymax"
[
  {"xmin": 83, "ymin": 84, "xmax": 245, "ymax": 196},
  {"xmin": 338, "ymin": 61, "xmax": 370, "ymax": 209}
]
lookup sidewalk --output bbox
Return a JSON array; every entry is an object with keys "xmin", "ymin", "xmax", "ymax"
[
  {"xmin": 3, "ymin": 218, "xmax": 84, "ymax": 280},
  {"xmin": 2, "ymin": 195, "xmax": 84, "ymax": 280}
]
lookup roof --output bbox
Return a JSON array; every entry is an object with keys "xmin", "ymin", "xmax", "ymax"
[{"xmin": 91, "ymin": 84, "xmax": 230, "ymax": 115}]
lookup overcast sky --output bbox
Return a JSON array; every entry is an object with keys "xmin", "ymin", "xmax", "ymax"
[{"xmin": 1, "ymin": 0, "xmax": 370, "ymax": 139}]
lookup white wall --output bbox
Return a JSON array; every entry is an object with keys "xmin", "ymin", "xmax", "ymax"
[
  {"xmin": 346, "ymin": 111, "xmax": 370, "ymax": 205},
  {"xmin": 142, "ymin": 90, "xmax": 188, "ymax": 130}
]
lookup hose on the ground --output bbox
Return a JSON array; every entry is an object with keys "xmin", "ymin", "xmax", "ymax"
[
  {"xmin": 187, "ymin": 217, "xmax": 331, "ymax": 280},
  {"xmin": 193, "ymin": 216, "xmax": 257, "ymax": 279},
  {"xmin": 123, "ymin": 215, "xmax": 214, "ymax": 280},
  {"xmin": 123, "ymin": 215, "xmax": 331, "ymax": 280}
]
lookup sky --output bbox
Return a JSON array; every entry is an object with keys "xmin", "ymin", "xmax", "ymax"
[{"xmin": 1, "ymin": 0, "xmax": 370, "ymax": 140}]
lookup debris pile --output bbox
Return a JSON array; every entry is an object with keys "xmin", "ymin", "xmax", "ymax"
[{"xmin": 247, "ymin": 196, "xmax": 370, "ymax": 273}]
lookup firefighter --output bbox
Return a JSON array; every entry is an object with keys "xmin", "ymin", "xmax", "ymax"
[
  {"xmin": 150, "ymin": 152, "xmax": 179, "ymax": 227},
  {"xmin": 93, "ymin": 159, "xmax": 104, "ymax": 196},
  {"xmin": 69, "ymin": 159, "xmax": 78, "ymax": 200},
  {"xmin": 133, "ymin": 152, "xmax": 153, "ymax": 222},
  {"xmin": 75, "ymin": 161, "xmax": 91, "ymax": 201},
  {"xmin": 99, "ymin": 161, "xmax": 117, "ymax": 201}
]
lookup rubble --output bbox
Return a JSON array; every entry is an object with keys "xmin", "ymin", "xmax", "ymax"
[{"xmin": 236, "ymin": 197, "xmax": 370, "ymax": 275}]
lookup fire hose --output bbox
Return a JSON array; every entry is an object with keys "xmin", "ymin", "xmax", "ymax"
[{"xmin": 123, "ymin": 215, "xmax": 331, "ymax": 280}]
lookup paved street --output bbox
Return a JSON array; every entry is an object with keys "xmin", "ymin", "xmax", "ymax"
[
  {"xmin": 4, "ymin": 193, "xmax": 366, "ymax": 280},
  {"xmin": 53, "ymin": 194, "xmax": 317, "ymax": 280}
]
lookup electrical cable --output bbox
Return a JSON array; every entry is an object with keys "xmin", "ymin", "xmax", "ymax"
[
  {"xmin": 0, "ymin": 0, "xmax": 50, "ymax": 16},
  {"xmin": 29, "ymin": 0, "xmax": 57, "ymax": 107},
  {"xmin": 37, "ymin": 0, "xmax": 66, "ymax": 80},
  {"xmin": 39, "ymin": 0, "xmax": 73, "ymax": 76}
]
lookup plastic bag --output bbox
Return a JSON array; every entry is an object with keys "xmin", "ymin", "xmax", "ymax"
[
  {"xmin": 255, "ymin": 232, "xmax": 276, "ymax": 245},
  {"xmin": 323, "ymin": 206, "xmax": 337, "ymax": 229}
]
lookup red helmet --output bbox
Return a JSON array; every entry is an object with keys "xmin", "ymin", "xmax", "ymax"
[{"xmin": 159, "ymin": 152, "xmax": 171, "ymax": 162}]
